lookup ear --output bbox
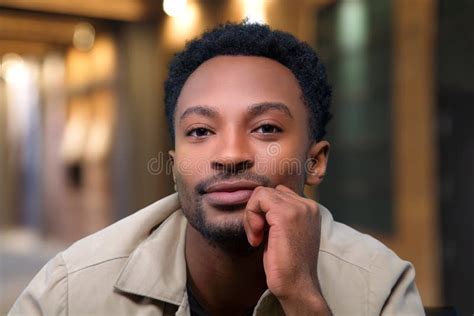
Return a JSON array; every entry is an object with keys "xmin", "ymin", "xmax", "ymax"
[
  {"xmin": 168, "ymin": 150, "xmax": 176, "ymax": 183},
  {"xmin": 305, "ymin": 140, "xmax": 330, "ymax": 186}
]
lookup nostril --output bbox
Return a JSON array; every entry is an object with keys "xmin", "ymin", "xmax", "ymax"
[
  {"xmin": 241, "ymin": 160, "xmax": 253, "ymax": 169},
  {"xmin": 211, "ymin": 159, "xmax": 254, "ymax": 173}
]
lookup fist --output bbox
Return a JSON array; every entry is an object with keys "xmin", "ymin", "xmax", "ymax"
[{"xmin": 243, "ymin": 184, "xmax": 322, "ymax": 299}]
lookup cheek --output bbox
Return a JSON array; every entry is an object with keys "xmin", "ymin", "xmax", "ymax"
[
  {"xmin": 173, "ymin": 150, "xmax": 210, "ymax": 179},
  {"xmin": 173, "ymin": 156, "xmax": 199, "ymax": 193},
  {"xmin": 255, "ymin": 145, "xmax": 306, "ymax": 184},
  {"xmin": 174, "ymin": 163, "xmax": 198, "ymax": 210}
]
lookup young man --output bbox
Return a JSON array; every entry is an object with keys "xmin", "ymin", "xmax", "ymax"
[{"xmin": 10, "ymin": 22, "xmax": 424, "ymax": 315}]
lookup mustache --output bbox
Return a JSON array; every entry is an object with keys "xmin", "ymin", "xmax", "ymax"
[{"xmin": 195, "ymin": 172, "xmax": 272, "ymax": 195}]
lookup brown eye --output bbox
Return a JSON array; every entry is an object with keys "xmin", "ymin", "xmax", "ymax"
[
  {"xmin": 254, "ymin": 124, "xmax": 282, "ymax": 134},
  {"xmin": 186, "ymin": 127, "xmax": 212, "ymax": 137}
]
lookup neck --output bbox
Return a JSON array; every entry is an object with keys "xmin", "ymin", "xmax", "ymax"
[{"xmin": 185, "ymin": 223, "xmax": 267, "ymax": 315}]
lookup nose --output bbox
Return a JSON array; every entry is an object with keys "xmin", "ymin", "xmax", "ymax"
[{"xmin": 211, "ymin": 129, "xmax": 254, "ymax": 174}]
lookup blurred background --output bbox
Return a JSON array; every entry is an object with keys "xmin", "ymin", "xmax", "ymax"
[{"xmin": 0, "ymin": 0, "xmax": 472, "ymax": 314}]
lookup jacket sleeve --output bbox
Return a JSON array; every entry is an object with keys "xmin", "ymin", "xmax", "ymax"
[
  {"xmin": 369, "ymin": 249, "xmax": 425, "ymax": 316},
  {"xmin": 8, "ymin": 253, "xmax": 68, "ymax": 316}
]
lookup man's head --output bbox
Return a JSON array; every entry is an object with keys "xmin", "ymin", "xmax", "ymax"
[
  {"xmin": 165, "ymin": 22, "xmax": 332, "ymax": 142},
  {"xmin": 165, "ymin": 22, "xmax": 332, "ymax": 253}
]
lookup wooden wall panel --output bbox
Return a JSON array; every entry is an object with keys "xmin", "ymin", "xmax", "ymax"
[{"xmin": 391, "ymin": 0, "xmax": 441, "ymax": 306}]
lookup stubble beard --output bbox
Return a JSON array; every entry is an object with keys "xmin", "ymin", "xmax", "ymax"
[
  {"xmin": 181, "ymin": 194, "xmax": 258, "ymax": 256},
  {"xmin": 177, "ymin": 172, "xmax": 271, "ymax": 256}
]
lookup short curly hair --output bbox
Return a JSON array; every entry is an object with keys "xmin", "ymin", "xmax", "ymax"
[{"xmin": 164, "ymin": 21, "xmax": 332, "ymax": 142}]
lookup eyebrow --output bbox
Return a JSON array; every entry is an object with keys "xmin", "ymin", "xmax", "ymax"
[
  {"xmin": 247, "ymin": 102, "xmax": 294, "ymax": 120},
  {"xmin": 178, "ymin": 102, "xmax": 294, "ymax": 122},
  {"xmin": 179, "ymin": 105, "xmax": 218, "ymax": 122}
]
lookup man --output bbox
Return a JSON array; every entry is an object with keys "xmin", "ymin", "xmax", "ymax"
[{"xmin": 10, "ymin": 22, "xmax": 424, "ymax": 315}]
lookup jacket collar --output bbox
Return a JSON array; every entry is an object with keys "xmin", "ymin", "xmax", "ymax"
[{"xmin": 114, "ymin": 195, "xmax": 188, "ymax": 307}]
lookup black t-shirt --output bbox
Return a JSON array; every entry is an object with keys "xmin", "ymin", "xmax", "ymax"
[
  {"xmin": 187, "ymin": 283, "xmax": 209, "ymax": 316},
  {"xmin": 186, "ymin": 283, "xmax": 255, "ymax": 316}
]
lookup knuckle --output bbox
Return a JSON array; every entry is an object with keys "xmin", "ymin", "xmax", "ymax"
[
  {"xmin": 254, "ymin": 186, "xmax": 267, "ymax": 195},
  {"xmin": 306, "ymin": 199, "xmax": 318, "ymax": 212},
  {"xmin": 275, "ymin": 184, "xmax": 286, "ymax": 191}
]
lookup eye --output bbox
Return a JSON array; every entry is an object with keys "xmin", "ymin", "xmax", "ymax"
[
  {"xmin": 253, "ymin": 124, "xmax": 283, "ymax": 134},
  {"xmin": 186, "ymin": 127, "xmax": 213, "ymax": 137}
]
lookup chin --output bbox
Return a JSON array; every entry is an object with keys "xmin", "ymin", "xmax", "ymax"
[
  {"xmin": 205, "ymin": 211, "xmax": 245, "ymax": 231},
  {"xmin": 193, "ymin": 210, "xmax": 254, "ymax": 255}
]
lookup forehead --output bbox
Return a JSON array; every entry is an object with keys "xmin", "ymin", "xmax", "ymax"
[{"xmin": 176, "ymin": 55, "xmax": 305, "ymax": 117}]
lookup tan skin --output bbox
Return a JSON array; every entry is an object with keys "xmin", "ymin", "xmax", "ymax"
[{"xmin": 169, "ymin": 56, "xmax": 331, "ymax": 315}]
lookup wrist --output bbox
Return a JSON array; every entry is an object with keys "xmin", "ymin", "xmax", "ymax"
[{"xmin": 278, "ymin": 290, "xmax": 331, "ymax": 316}]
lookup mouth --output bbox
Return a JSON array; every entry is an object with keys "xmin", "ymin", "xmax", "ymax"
[{"xmin": 202, "ymin": 180, "xmax": 260, "ymax": 207}]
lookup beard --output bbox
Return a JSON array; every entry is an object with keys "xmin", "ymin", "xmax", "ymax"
[{"xmin": 177, "ymin": 172, "xmax": 271, "ymax": 256}]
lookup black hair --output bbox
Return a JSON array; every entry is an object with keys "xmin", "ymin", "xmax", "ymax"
[{"xmin": 164, "ymin": 21, "xmax": 332, "ymax": 142}]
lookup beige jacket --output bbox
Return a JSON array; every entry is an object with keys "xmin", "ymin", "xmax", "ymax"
[{"xmin": 9, "ymin": 193, "xmax": 424, "ymax": 315}]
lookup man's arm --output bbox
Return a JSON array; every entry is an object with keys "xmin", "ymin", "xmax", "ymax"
[
  {"xmin": 8, "ymin": 253, "xmax": 68, "ymax": 316},
  {"xmin": 370, "ymin": 250, "xmax": 425, "ymax": 315},
  {"xmin": 243, "ymin": 184, "xmax": 331, "ymax": 315}
]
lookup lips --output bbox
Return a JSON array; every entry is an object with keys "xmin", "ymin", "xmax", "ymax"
[{"xmin": 203, "ymin": 180, "xmax": 260, "ymax": 206}]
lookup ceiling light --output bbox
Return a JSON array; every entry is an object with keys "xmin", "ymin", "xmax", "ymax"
[{"xmin": 163, "ymin": 0, "xmax": 188, "ymax": 17}]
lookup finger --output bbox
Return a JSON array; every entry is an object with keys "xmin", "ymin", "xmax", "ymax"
[
  {"xmin": 244, "ymin": 187, "xmax": 271, "ymax": 247},
  {"xmin": 275, "ymin": 184, "xmax": 298, "ymax": 196},
  {"xmin": 243, "ymin": 207, "xmax": 266, "ymax": 247}
]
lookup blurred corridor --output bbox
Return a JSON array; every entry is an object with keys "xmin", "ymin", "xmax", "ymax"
[{"xmin": 0, "ymin": 0, "xmax": 473, "ymax": 314}]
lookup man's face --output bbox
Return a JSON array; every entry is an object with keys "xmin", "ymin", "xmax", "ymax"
[{"xmin": 170, "ymin": 56, "xmax": 324, "ymax": 251}]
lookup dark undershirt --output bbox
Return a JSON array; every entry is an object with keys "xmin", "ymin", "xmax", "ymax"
[
  {"xmin": 186, "ymin": 283, "xmax": 255, "ymax": 316},
  {"xmin": 187, "ymin": 282, "xmax": 209, "ymax": 316}
]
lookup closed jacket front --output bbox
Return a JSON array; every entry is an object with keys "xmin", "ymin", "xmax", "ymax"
[{"xmin": 9, "ymin": 193, "xmax": 424, "ymax": 315}]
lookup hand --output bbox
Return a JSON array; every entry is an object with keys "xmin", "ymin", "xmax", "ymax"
[{"xmin": 243, "ymin": 185, "xmax": 331, "ymax": 315}]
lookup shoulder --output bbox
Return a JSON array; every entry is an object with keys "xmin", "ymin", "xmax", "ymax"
[
  {"xmin": 62, "ymin": 193, "xmax": 180, "ymax": 274},
  {"xmin": 9, "ymin": 253, "xmax": 69, "ymax": 316},
  {"xmin": 9, "ymin": 194, "xmax": 181, "ymax": 316},
  {"xmin": 318, "ymin": 203, "xmax": 406, "ymax": 274},
  {"xmin": 317, "ymin": 204, "xmax": 424, "ymax": 315}
]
